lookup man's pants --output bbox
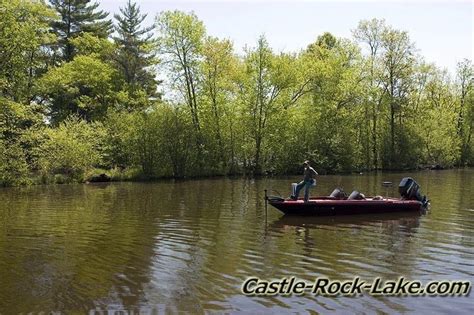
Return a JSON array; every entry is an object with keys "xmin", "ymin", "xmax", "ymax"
[{"xmin": 294, "ymin": 180, "xmax": 314, "ymax": 202}]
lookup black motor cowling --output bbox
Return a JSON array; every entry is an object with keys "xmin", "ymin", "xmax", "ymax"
[{"xmin": 398, "ymin": 177, "xmax": 428, "ymax": 206}]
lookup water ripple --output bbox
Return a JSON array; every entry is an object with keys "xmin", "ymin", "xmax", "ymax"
[{"xmin": 0, "ymin": 171, "xmax": 473, "ymax": 313}]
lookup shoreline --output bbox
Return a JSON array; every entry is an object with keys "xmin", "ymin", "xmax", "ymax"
[{"xmin": 2, "ymin": 166, "xmax": 472, "ymax": 189}]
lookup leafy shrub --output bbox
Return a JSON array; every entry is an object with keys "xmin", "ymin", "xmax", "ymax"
[
  {"xmin": 38, "ymin": 116, "xmax": 106, "ymax": 181},
  {"xmin": 53, "ymin": 174, "xmax": 69, "ymax": 184},
  {"xmin": 0, "ymin": 139, "xmax": 31, "ymax": 186}
]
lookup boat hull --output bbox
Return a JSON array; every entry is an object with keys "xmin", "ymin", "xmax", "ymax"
[{"xmin": 268, "ymin": 197, "xmax": 424, "ymax": 216}]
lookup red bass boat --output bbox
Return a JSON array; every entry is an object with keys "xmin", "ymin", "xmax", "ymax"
[{"xmin": 266, "ymin": 177, "xmax": 429, "ymax": 216}]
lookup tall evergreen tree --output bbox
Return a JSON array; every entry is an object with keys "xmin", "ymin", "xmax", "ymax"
[
  {"xmin": 113, "ymin": 0, "xmax": 157, "ymax": 98},
  {"xmin": 50, "ymin": 0, "xmax": 112, "ymax": 61}
]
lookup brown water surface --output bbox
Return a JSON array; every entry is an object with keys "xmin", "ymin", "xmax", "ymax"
[{"xmin": 0, "ymin": 169, "xmax": 473, "ymax": 313}]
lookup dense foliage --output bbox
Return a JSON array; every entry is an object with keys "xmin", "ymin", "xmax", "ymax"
[{"xmin": 0, "ymin": 1, "xmax": 472, "ymax": 186}]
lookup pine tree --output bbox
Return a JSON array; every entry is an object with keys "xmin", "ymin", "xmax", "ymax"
[
  {"xmin": 50, "ymin": 0, "xmax": 113, "ymax": 61},
  {"xmin": 113, "ymin": 0, "xmax": 157, "ymax": 98}
]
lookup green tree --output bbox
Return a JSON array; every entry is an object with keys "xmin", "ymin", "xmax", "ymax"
[
  {"xmin": 456, "ymin": 59, "xmax": 474, "ymax": 165},
  {"xmin": 353, "ymin": 18, "xmax": 387, "ymax": 169},
  {"xmin": 102, "ymin": 110, "xmax": 135, "ymax": 168},
  {"xmin": 413, "ymin": 65, "xmax": 460, "ymax": 167},
  {"xmin": 300, "ymin": 36, "xmax": 363, "ymax": 173},
  {"xmin": 104, "ymin": 103, "xmax": 193, "ymax": 178},
  {"xmin": 240, "ymin": 36, "xmax": 308, "ymax": 174},
  {"xmin": 113, "ymin": 0, "xmax": 157, "ymax": 100},
  {"xmin": 0, "ymin": 0, "xmax": 56, "ymax": 103},
  {"xmin": 379, "ymin": 27, "xmax": 416, "ymax": 169},
  {"xmin": 158, "ymin": 105, "xmax": 194, "ymax": 177},
  {"xmin": 0, "ymin": 139, "xmax": 30, "ymax": 186},
  {"xmin": 39, "ymin": 55, "xmax": 118, "ymax": 123},
  {"xmin": 50, "ymin": 0, "xmax": 112, "ymax": 61},
  {"xmin": 155, "ymin": 11, "xmax": 205, "ymax": 142},
  {"xmin": 0, "ymin": 98, "xmax": 45, "ymax": 186},
  {"xmin": 38, "ymin": 116, "xmax": 106, "ymax": 180},
  {"xmin": 308, "ymin": 32, "xmax": 337, "ymax": 53},
  {"xmin": 200, "ymin": 37, "xmax": 238, "ymax": 172},
  {"xmin": 69, "ymin": 32, "xmax": 115, "ymax": 59}
]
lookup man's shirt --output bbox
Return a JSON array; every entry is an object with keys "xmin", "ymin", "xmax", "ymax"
[{"xmin": 303, "ymin": 166, "xmax": 317, "ymax": 182}]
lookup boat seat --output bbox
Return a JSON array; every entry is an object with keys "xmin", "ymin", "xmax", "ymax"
[
  {"xmin": 348, "ymin": 190, "xmax": 366, "ymax": 200},
  {"xmin": 329, "ymin": 188, "xmax": 347, "ymax": 199}
]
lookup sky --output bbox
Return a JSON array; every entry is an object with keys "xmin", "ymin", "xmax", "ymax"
[{"xmin": 98, "ymin": 0, "xmax": 473, "ymax": 75}]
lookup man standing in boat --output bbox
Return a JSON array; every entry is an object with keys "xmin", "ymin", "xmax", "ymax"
[{"xmin": 290, "ymin": 160, "xmax": 318, "ymax": 202}]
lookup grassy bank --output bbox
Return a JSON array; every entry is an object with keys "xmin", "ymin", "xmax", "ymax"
[{"xmin": 2, "ymin": 165, "xmax": 471, "ymax": 188}]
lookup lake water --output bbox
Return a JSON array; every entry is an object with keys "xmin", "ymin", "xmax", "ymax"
[{"xmin": 0, "ymin": 169, "xmax": 473, "ymax": 313}]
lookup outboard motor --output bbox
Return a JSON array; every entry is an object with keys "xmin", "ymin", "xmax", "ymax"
[{"xmin": 398, "ymin": 177, "xmax": 428, "ymax": 206}]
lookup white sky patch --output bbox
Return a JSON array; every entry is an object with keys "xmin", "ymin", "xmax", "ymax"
[{"xmin": 100, "ymin": 0, "xmax": 473, "ymax": 75}]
